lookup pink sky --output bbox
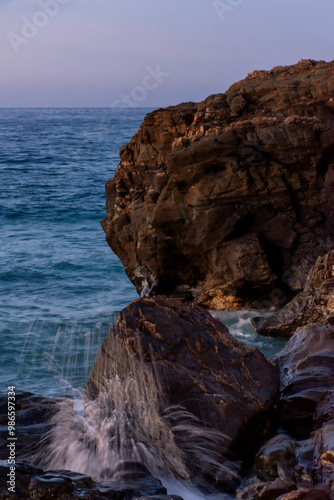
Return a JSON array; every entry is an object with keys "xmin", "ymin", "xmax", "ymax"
[{"xmin": 1, "ymin": 0, "xmax": 333, "ymax": 107}]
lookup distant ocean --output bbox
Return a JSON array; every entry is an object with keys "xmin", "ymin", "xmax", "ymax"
[{"xmin": 0, "ymin": 108, "xmax": 286, "ymax": 398}]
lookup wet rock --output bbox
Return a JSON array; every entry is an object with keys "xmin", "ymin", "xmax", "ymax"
[
  {"xmin": 0, "ymin": 461, "xmax": 181, "ymax": 500},
  {"xmin": 237, "ymin": 478, "xmax": 296, "ymax": 500},
  {"xmin": 237, "ymin": 323, "xmax": 334, "ymax": 499},
  {"xmin": 254, "ymin": 434, "xmax": 297, "ymax": 482},
  {"xmin": 85, "ymin": 296, "xmax": 280, "ymax": 490},
  {"xmin": 252, "ymin": 251, "xmax": 334, "ymax": 337},
  {"xmin": 102, "ymin": 59, "xmax": 334, "ymax": 308},
  {"xmin": 274, "ymin": 324, "xmax": 334, "ymax": 439},
  {"xmin": 273, "ymin": 325, "xmax": 334, "ymax": 495},
  {"xmin": 0, "ymin": 391, "xmax": 62, "ymax": 461},
  {"xmin": 100, "ymin": 461, "xmax": 167, "ymax": 498},
  {"xmin": 136, "ymin": 497, "xmax": 184, "ymax": 500},
  {"xmin": 276, "ymin": 489, "xmax": 334, "ymax": 499}
]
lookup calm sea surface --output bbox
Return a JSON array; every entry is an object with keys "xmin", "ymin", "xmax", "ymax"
[{"xmin": 0, "ymin": 108, "xmax": 286, "ymax": 397}]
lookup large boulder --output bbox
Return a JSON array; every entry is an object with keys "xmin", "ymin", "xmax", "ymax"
[
  {"xmin": 85, "ymin": 296, "xmax": 280, "ymax": 490},
  {"xmin": 252, "ymin": 250, "xmax": 334, "ymax": 336},
  {"xmin": 102, "ymin": 59, "xmax": 334, "ymax": 308}
]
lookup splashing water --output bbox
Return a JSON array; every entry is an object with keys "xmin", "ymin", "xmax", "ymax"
[{"xmin": 32, "ymin": 331, "xmax": 238, "ymax": 494}]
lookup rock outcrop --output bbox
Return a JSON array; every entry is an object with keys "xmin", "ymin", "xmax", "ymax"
[
  {"xmin": 252, "ymin": 250, "xmax": 334, "ymax": 336},
  {"xmin": 102, "ymin": 59, "xmax": 334, "ymax": 308},
  {"xmin": 85, "ymin": 296, "xmax": 280, "ymax": 491},
  {"xmin": 236, "ymin": 323, "xmax": 334, "ymax": 499}
]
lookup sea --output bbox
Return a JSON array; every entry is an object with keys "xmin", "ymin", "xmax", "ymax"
[{"xmin": 0, "ymin": 108, "xmax": 287, "ymax": 499}]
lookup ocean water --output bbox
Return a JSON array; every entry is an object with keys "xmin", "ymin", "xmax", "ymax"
[
  {"xmin": 0, "ymin": 107, "xmax": 286, "ymax": 399},
  {"xmin": 0, "ymin": 108, "xmax": 148, "ymax": 396}
]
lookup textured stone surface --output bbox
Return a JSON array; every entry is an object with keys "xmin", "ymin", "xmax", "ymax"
[
  {"xmin": 236, "ymin": 324, "xmax": 334, "ymax": 499},
  {"xmin": 85, "ymin": 296, "xmax": 280, "ymax": 488},
  {"xmin": 274, "ymin": 323, "xmax": 334, "ymax": 439},
  {"xmin": 252, "ymin": 250, "xmax": 334, "ymax": 336},
  {"xmin": 102, "ymin": 59, "xmax": 334, "ymax": 308},
  {"xmin": 275, "ymin": 324, "xmax": 334, "ymax": 494},
  {"xmin": 254, "ymin": 434, "xmax": 297, "ymax": 482},
  {"xmin": 0, "ymin": 461, "xmax": 173, "ymax": 500}
]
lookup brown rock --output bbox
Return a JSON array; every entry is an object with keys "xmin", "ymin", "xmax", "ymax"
[
  {"xmin": 252, "ymin": 251, "xmax": 334, "ymax": 337},
  {"xmin": 102, "ymin": 59, "xmax": 334, "ymax": 308},
  {"xmin": 276, "ymin": 489, "xmax": 333, "ymax": 500},
  {"xmin": 85, "ymin": 296, "xmax": 279, "ymax": 489}
]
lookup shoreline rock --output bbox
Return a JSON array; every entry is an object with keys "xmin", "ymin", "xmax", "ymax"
[
  {"xmin": 252, "ymin": 250, "xmax": 334, "ymax": 337},
  {"xmin": 236, "ymin": 323, "xmax": 334, "ymax": 499},
  {"xmin": 102, "ymin": 59, "xmax": 334, "ymax": 309},
  {"xmin": 85, "ymin": 296, "xmax": 280, "ymax": 491}
]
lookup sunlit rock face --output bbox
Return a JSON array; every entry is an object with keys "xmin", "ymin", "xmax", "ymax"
[
  {"xmin": 85, "ymin": 296, "xmax": 280, "ymax": 491},
  {"xmin": 102, "ymin": 59, "xmax": 334, "ymax": 309}
]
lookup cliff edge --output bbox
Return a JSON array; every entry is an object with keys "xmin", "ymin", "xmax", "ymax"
[{"xmin": 102, "ymin": 59, "xmax": 334, "ymax": 309}]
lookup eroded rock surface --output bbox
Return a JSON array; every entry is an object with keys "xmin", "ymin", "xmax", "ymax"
[
  {"xmin": 103, "ymin": 59, "xmax": 334, "ymax": 308},
  {"xmin": 274, "ymin": 324, "xmax": 334, "ymax": 440},
  {"xmin": 236, "ymin": 323, "xmax": 334, "ymax": 499},
  {"xmin": 252, "ymin": 250, "xmax": 334, "ymax": 336},
  {"xmin": 85, "ymin": 296, "xmax": 280, "ymax": 490}
]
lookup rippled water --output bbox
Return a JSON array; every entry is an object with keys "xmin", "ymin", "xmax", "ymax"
[
  {"xmin": 211, "ymin": 310, "xmax": 287, "ymax": 360},
  {"xmin": 0, "ymin": 108, "xmax": 149, "ymax": 395}
]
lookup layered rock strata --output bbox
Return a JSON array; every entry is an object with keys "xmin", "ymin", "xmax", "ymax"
[{"xmin": 103, "ymin": 59, "xmax": 334, "ymax": 308}]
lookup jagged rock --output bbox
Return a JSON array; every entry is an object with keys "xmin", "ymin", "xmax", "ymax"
[
  {"xmin": 85, "ymin": 296, "xmax": 280, "ymax": 490},
  {"xmin": 102, "ymin": 59, "xmax": 334, "ymax": 308},
  {"xmin": 252, "ymin": 251, "xmax": 334, "ymax": 336}
]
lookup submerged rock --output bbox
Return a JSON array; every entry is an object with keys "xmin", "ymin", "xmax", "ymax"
[
  {"xmin": 85, "ymin": 296, "xmax": 280, "ymax": 490},
  {"xmin": 252, "ymin": 250, "xmax": 334, "ymax": 336},
  {"xmin": 102, "ymin": 59, "xmax": 334, "ymax": 308}
]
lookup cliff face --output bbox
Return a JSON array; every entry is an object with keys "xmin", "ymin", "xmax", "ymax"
[{"xmin": 102, "ymin": 59, "xmax": 334, "ymax": 308}]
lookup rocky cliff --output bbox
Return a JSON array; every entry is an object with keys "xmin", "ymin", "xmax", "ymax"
[{"xmin": 102, "ymin": 59, "xmax": 334, "ymax": 309}]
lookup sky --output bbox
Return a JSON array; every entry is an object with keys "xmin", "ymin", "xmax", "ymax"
[{"xmin": 0, "ymin": 0, "xmax": 334, "ymax": 108}]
